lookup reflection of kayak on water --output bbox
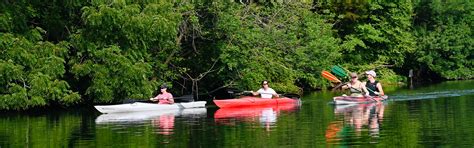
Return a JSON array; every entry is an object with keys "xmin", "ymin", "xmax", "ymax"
[
  {"xmin": 326, "ymin": 102, "xmax": 386, "ymax": 142},
  {"xmin": 95, "ymin": 108, "xmax": 207, "ymax": 124},
  {"xmin": 94, "ymin": 101, "xmax": 207, "ymax": 114},
  {"xmin": 333, "ymin": 103, "xmax": 378, "ymax": 114},
  {"xmin": 214, "ymin": 101, "xmax": 300, "ymax": 129}
]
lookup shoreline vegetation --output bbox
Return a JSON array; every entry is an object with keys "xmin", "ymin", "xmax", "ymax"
[{"xmin": 0, "ymin": 1, "xmax": 472, "ymax": 110}]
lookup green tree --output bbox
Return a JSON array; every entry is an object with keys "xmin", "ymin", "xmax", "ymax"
[
  {"xmin": 413, "ymin": 1, "xmax": 473, "ymax": 80},
  {"xmin": 207, "ymin": 2, "xmax": 340, "ymax": 92},
  {"xmin": 315, "ymin": 2, "xmax": 415, "ymax": 83},
  {"xmin": 69, "ymin": 1, "xmax": 182, "ymax": 103},
  {"xmin": 0, "ymin": 32, "xmax": 80, "ymax": 110},
  {"xmin": 0, "ymin": 1, "xmax": 80, "ymax": 110}
]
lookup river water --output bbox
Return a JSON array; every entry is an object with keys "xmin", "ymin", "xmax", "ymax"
[{"xmin": 1, "ymin": 80, "xmax": 473, "ymax": 147}]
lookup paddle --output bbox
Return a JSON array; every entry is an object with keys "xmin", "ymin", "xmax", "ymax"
[
  {"xmin": 254, "ymin": 92, "xmax": 283, "ymax": 99},
  {"xmin": 365, "ymin": 87, "xmax": 386, "ymax": 97},
  {"xmin": 321, "ymin": 70, "xmax": 341, "ymax": 83},
  {"xmin": 282, "ymin": 93, "xmax": 301, "ymax": 99},
  {"xmin": 365, "ymin": 87, "xmax": 388, "ymax": 101},
  {"xmin": 331, "ymin": 65, "xmax": 349, "ymax": 79},
  {"xmin": 131, "ymin": 94, "xmax": 194, "ymax": 104},
  {"xmin": 332, "ymin": 82, "xmax": 348, "ymax": 91},
  {"xmin": 173, "ymin": 95, "xmax": 195, "ymax": 102},
  {"xmin": 231, "ymin": 91, "xmax": 258, "ymax": 102},
  {"xmin": 330, "ymin": 65, "xmax": 363, "ymax": 90},
  {"xmin": 236, "ymin": 91, "xmax": 295, "ymax": 100},
  {"xmin": 123, "ymin": 99, "xmax": 153, "ymax": 104},
  {"xmin": 330, "ymin": 66, "xmax": 349, "ymax": 91},
  {"xmin": 228, "ymin": 90, "xmax": 253, "ymax": 96}
]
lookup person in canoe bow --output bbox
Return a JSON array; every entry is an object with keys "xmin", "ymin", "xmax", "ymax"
[
  {"xmin": 341, "ymin": 72, "xmax": 370, "ymax": 97},
  {"xmin": 363, "ymin": 70, "xmax": 385, "ymax": 96},
  {"xmin": 150, "ymin": 84, "xmax": 174, "ymax": 104},
  {"xmin": 251, "ymin": 80, "xmax": 279, "ymax": 99}
]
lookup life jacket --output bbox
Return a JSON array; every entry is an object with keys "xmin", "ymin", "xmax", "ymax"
[
  {"xmin": 349, "ymin": 81, "xmax": 363, "ymax": 97},
  {"xmin": 366, "ymin": 80, "xmax": 379, "ymax": 96}
]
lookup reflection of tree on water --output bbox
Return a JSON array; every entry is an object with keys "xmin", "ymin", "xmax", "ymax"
[
  {"xmin": 152, "ymin": 114, "xmax": 175, "ymax": 135},
  {"xmin": 326, "ymin": 102, "xmax": 385, "ymax": 143}
]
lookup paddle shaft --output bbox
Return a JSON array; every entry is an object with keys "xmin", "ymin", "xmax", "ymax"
[
  {"xmin": 332, "ymin": 82, "xmax": 347, "ymax": 91},
  {"xmin": 366, "ymin": 87, "xmax": 385, "ymax": 98},
  {"xmin": 236, "ymin": 91, "xmax": 300, "ymax": 99}
]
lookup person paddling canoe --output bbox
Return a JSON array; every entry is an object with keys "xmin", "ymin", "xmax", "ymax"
[
  {"xmin": 251, "ymin": 80, "xmax": 279, "ymax": 99},
  {"xmin": 363, "ymin": 70, "xmax": 385, "ymax": 96},
  {"xmin": 150, "ymin": 84, "xmax": 174, "ymax": 104},
  {"xmin": 341, "ymin": 72, "xmax": 370, "ymax": 97}
]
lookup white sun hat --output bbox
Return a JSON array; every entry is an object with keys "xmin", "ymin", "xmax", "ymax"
[{"xmin": 365, "ymin": 70, "xmax": 376, "ymax": 77}]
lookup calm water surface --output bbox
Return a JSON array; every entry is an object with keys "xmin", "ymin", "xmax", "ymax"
[{"xmin": 1, "ymin": 80, "xmax": 474, "ymax": 147}]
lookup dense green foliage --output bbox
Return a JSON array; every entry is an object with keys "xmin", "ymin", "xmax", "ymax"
[
  {"xmin": 412, "ymin": 1, "xmax": 473, "ymax": 80},
  {"xmin": 0, "ymin": 1, "xmax": 472, "ymax": 109},
  {"xmin": 0, "ymin": 1, "xmax": 81, "ymax": 110},
  {"xmin": 69, "ymin": 2, "xmax": 182, "ymax": 103},
  {"xmin": 209, "ymin": 3, "xmax": 340, "ymax": 92},
  {"xmin": 0, "ymin": 32, "xmax": 80, "ymax": 110}
]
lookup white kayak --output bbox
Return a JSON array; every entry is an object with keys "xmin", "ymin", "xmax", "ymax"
[
  {"xmin": 333, "ymin": 95, "xmax": 388, "ymax": 105},
  {"xmin": 94, "ymin": 101, "xmax": 207, "ymax": 114},
  {"xmin": 95, "ymin": 107, "xmax": 207, "ymax": 124}
]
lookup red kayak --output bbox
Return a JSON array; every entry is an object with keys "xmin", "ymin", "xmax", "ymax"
[
  {"xmin": 214, "ymin": 101, "xmax": 300, "ymax": 119},
  {"xmin": 333, "ymin": 95, "xmax": 388, "ymax": 105},
  {"xmin": 213, "ymin": 96, "xmax": 299, "ymax": 108}
]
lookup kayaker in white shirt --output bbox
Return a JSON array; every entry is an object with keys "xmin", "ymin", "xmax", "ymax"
[
  {"xmin": 251, "ymin": 80, "xmax": 279, "ymax": 99},
  {"xmin": 363, "ymin": 70, "xmax": 385, "ymax": 96}
]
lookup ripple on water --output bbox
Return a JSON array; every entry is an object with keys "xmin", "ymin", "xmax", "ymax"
[{"xmin": 389, "ymin": 89, "xmax": 474, "ymax": 101}]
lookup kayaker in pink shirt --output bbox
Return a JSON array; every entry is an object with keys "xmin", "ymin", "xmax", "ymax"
[{"xmin": 150, "ymin": 85, "xmax": 174, "ymax": 104}]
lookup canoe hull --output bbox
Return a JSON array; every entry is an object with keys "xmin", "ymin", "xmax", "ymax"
[
  {"xmin": 213, "ymin": 96, "xmax": 300, "ymax": 108},
  {"xmin": 333, "ymin": 96, "xmax": 388, "ymax": 105},
  {"xmin": 94, "ymin": 101, "xmax": 207, "ymax": 114}
]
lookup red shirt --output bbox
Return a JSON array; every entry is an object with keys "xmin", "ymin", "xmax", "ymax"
[{"xmin": 153, "ymin": 92, "xmax": 174, "ymax": 104}]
